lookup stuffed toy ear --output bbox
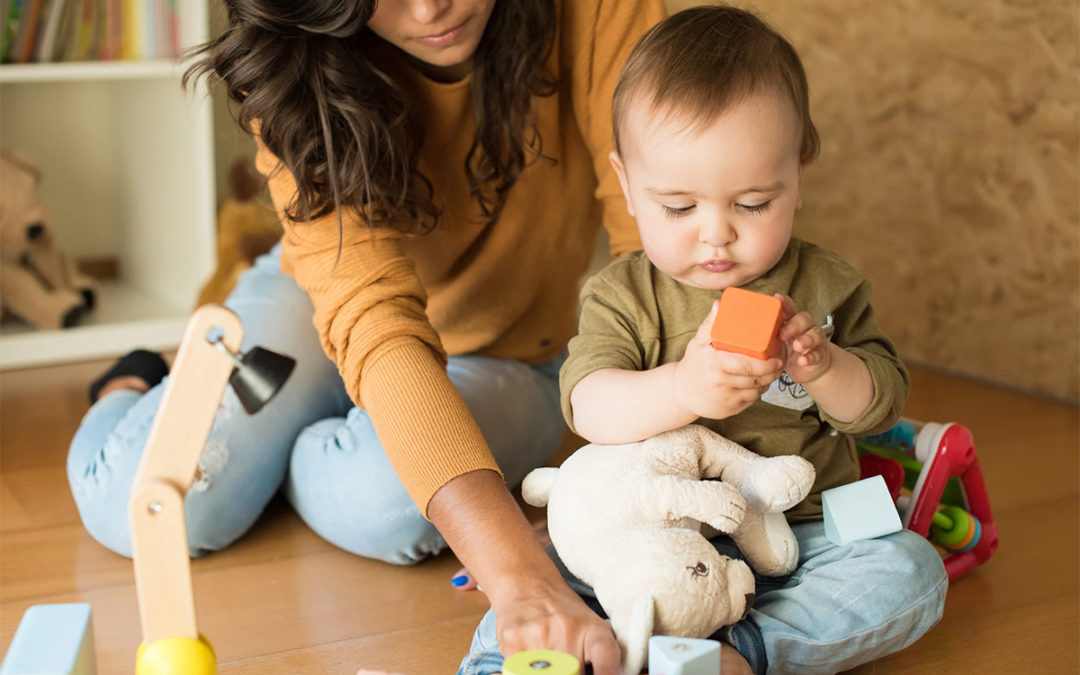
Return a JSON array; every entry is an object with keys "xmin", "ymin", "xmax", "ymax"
[{"xmin": 612, "ymin": 593, "xmax": 654, "ymax": 675}]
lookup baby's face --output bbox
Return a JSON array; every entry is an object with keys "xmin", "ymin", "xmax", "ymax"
[{"xmin": 611, "ymin": 90, "xmax": 804, "ymax": 290}]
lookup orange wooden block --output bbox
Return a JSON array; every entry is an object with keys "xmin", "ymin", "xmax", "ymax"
[{"xmin": 709, "ymin": 287, "xmax": 783, "ymax": 359}]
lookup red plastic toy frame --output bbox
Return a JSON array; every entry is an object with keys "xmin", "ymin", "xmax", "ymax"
[{"xmin": 903, "ymin": 423, "xmax": 999, "ymax": 582}]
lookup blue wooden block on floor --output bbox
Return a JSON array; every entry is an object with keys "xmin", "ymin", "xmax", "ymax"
[
  {"xmin": 648, "ymin": 635, "xmax": 720, "ymax": 675},
  {"xmin": 0, "ymin": 603, "xmax": 96, "ymax": 675},
  {"xmin": 822, "ymin": 475, "xmax": 903, "ymax": 546}
]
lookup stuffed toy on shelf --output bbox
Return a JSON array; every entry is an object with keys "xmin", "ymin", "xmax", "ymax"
[
  {"xmin": 0, "ymin": 149, "xmax": 97, "ymax": 331},
  {"xmin": 195, "ymin": 156, "xmax": 282, "ymax": 307}
]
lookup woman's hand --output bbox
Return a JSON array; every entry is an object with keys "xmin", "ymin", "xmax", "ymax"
[
  {"xmin": 451, "ymin": 519, "xmax": 551, "ymax": 591},
  {"xmin": 674, "ymin": 300, "xmax": 784, "ymax": 420},
  {"xmin": 490, "ymin": 575, "xmax": 622, "ymax": 675},
  {"xmin": 428, "ymin": 470, "xmax": 623, "ymax": 675}
]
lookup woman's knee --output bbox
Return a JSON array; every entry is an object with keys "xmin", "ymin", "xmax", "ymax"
[
  {"xmin": 351, "ymin": 507, "xmax": 444, "ymax": 565},
  {"xmin": 288, "ymin": 417, "xmax": 446, "ymax": 565},
  {"xmin": 294, "ymin": 485, "xmax": 443, "ymax": 565}
]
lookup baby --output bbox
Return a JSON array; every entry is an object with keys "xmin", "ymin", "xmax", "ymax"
[{"xmin": 461, "ymin": 6, "xmax": 947, "ymax": 674}]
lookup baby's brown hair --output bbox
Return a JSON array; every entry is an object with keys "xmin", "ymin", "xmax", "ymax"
[{"xmin": 612, "ymin": 5, "xmax": 819, "ymax": 164}]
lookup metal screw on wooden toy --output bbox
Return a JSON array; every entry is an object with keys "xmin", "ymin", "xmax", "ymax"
[
  {"xmin": 500, "ymin": 650, "xmax": 581, "ymax": 675},
  {"xmin": 128, "ymin": 305, "xmax": 295, "ymax": 674}
]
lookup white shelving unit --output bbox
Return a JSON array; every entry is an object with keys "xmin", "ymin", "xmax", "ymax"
[{"xmin": 0, "ymin": 2, "xmax": 215, "ymax": 369}]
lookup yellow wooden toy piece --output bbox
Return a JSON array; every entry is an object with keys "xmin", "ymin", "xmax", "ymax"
[
  {"xmin": 501, "ymin": 649, "xmax": 580, "ymax": 675},
  {"xmin": 135, "ymin": 635, "xmax": 216, "ymax": 674}
]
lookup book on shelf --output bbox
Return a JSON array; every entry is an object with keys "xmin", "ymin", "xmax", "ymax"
[
  {"xmin": 0, "ymin": 0, "xmax": 23, "ymax": 62},
  {"xmin": 9, "ymin": 0, "xmax": 41, "ymax": 62},
  {"xmin": 0, "ymin": 0, "xmax": 180, "ymax": 64},
  {"xmin": 33, "ymin": 0, "xmax": 65, "ymax": 61}
]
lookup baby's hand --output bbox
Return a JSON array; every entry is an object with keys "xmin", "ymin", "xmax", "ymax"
[
  {"xmin": 776, "ymin": 294, "xmax": 832, "ymax": 384},
  {"xmin": 674, "ymin": 300, "xmax": 784, "ymax": 420}
]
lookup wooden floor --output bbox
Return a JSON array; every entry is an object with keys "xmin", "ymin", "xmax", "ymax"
[{"xmin": 0, "ymin": 359, "xmax": 1077, "ymax": 674}]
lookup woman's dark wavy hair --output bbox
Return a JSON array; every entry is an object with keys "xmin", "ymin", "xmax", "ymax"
[{"xmin": 184, "ymin": 1, "xmax": 557, "ymax": 235}]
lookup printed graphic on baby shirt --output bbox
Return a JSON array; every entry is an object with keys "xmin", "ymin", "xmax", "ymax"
[{"xmin": 761, "ymin": 314, "xmax": 834, "ymax": 411}]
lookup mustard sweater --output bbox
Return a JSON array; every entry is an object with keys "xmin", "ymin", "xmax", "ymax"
[{"xmin": 255, "ymin": 0, "xmax": 664, "ymax": 515}]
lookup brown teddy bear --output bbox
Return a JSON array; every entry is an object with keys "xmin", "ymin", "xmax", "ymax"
[
  {"xmin": 195, "ymin": 156, "xmax": 282, "ymax": 307},
  {"xmin": 0, "ymin": 149, "xmax": 97, "ymax": 330}
]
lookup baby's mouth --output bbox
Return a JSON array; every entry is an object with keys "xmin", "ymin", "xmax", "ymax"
[{"xmin": 700, "ymin": 259, "xmax": 734, "ymax": 273}]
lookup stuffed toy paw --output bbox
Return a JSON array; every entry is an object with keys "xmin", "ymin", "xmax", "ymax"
[{"xmin": 522, "ymin": 424, "xmax": 815, "ymax": 675}]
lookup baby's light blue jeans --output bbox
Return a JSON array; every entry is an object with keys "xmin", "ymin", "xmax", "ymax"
[
  {"xmin": 67, "ymin": 245, "xmax": 567, "ymax": 563},
  {"xmin": 458, "ymin": 522, "xmax": 948, "ymax": 675}
]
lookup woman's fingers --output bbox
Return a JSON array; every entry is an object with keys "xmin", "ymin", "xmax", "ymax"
[
  {"xmin": 582, "ymin": 626, "xmax": 623, "ymax": 675},
  {"xmin": 450, "ymin": 567, "xmax": 479, "ymax": 591}
]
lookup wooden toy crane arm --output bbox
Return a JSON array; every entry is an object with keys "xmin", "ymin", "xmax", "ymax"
[{"xmin": 128, "ymin": 306, "xmax": 243, "ymax": 645}]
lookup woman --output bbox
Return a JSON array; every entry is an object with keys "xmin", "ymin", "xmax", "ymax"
[{"xmin": 68, "ymin": 0, "xmax": 664, "ymax": 671}]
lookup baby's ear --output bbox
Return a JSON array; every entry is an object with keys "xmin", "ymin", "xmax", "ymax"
[
  {"xmin": 796, "ymin": 163, "xmax": 806, "ymax": 209},
  {"xmin": 608, "ymin": 151, "xmax": 636, "ymax": 217}
]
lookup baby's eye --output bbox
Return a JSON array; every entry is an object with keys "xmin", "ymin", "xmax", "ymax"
[
  {"xmin": 662, "ymin": 204, "xmax": 696, "ymax": 218},
  {"xmin": 687, "ymin": 561, "xmax": 710, "ymax": 577},
  {"xmin": 737, "ymin": 200, "xmax": 772, "ymax": 214}
]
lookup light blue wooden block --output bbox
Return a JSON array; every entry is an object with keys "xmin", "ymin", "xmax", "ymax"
[
  {"xmin": 648, "ymin": 635, "xmax": 721, "ymax": 675},
  {"xmin": 0, "ymin": 603, "xmax": 96, "ymax": 675},
  {"xmin": 822, "ymin": 475, "xmax": 903, "ymax": 546}
]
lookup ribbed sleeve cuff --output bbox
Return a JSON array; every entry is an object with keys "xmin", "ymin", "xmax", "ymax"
[
  {"xmin": 821, "ymin": 351, "xmax": 907, "ymax": 437},
  {"xmin": 360, "ymin": 339, "xmax": 502, "ymax": 518}
]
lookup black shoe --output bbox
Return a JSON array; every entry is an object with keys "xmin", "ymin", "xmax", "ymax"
[{"xmin": 88, "ymin": 349, "xmax": 169, "ymax": 405}]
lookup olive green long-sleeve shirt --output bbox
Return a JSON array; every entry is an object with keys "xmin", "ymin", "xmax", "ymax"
[{"xmin": 561, "ymin": 238, "xmax": 909, "ymax": 521}]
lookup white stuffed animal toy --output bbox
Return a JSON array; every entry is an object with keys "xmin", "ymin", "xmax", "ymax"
[{"xmin": 522, "ymin": 424, "xmax": 815, "ymax": 675}]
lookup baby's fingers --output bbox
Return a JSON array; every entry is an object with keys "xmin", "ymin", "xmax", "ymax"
[
  {"xmin": 695, "ymin": 300, "xmax": 721, "ymax": 345},
  {"xmin": 779, "ymin": 311, "xmax": 817, "ymax": 343},
  {"xmin": 791, "ymin": 326, "xmax": 826, "ymax": 354},
  {"xmin": 774, "ymin": 293, "xmax": 798, "ymax": 317},
  {"xmin": 714, "ymin": 350, "xmax": 784, "ymax": 378},
  {"xmin": 713, "ymin": 371, "xmax": 778, "ymax": 393}
]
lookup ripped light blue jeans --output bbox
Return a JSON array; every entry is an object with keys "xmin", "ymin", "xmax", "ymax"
[
  {"xmin": 459, "ymin": 522, "xmax": 948, "ymax": 675},
  {"xmin": 67, "ymin": 244, "xmax": 567, "ymax": 564}
]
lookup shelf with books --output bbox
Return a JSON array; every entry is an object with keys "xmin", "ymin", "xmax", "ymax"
[{"xmin": 2, "ymin": 0, "xmax": 190, "ymax": 66}]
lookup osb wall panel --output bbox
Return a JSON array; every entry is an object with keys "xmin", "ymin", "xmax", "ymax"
[{"xmin": 668, "ymin": 0, "xmax": 1079, "ymax": 401}]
